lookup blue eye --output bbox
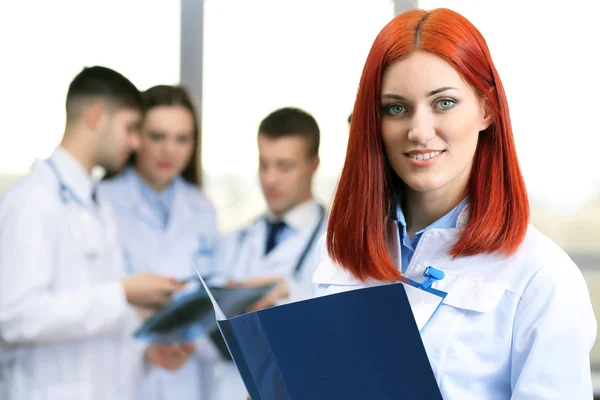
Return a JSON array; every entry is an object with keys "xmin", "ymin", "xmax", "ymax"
[
  {"xmin": 436, "ymin": 99, "xmax": 457, "ymax": 110},
  {"xmin": 383, "ymin": 104, "xmax": 406, "ymax": 115}
]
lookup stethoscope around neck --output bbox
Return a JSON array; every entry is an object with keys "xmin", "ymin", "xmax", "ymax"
[
  {"xmin": 46, "ymin": 159, "xmax": 88, "ymax": 206},
  {"xmin": 46, "ymin": 159, "xmax": 104, "ymax": 258},
  {"xmin": 230, "ymin": 204, "xmax": 326, "ymax": 278}
]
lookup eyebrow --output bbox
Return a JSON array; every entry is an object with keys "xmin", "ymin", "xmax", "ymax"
[
  {"xmin": 381, "ymin": 86, "xmax": 459, "ymax": 100},
  {"xmin": 147, "ymin": 130, "xmax": 193, "ymax": 138}
]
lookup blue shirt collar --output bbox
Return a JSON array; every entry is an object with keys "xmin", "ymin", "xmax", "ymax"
[
  {"xmin": 394, "ymin": 197, "xmax": 469, "ymax": 233},
  {"xmin": 130, "ymin": 167, "xmax": 176, "ymax": 218}
]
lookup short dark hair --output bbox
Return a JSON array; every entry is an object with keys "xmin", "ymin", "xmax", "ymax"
[
  {"xmin": 65, "ymin": 66, "xmax": 142, "ymax": 122},
  {"xmin": 257, "ymin": 107, "xmax": 320, "ymax": 157}
]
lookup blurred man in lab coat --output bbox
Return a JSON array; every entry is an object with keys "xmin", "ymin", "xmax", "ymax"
[
  {"xmin": 0, "ymin": 66, "xmax": 191, "ymax": 400},
  {"xmin": 211, "ymin": 107, "xmax": 327, "ymax": 399}
]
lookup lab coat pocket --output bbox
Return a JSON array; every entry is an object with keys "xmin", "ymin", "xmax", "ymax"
[
  {"xmin": 426, "ymin": 275, "xmax": 512, "ymax": 385},
  {"xmin": 35, "ymin": 382, "xmax": 93, "ymax": 400},
  {"xmin": 192, "ymin": 234, "xmax": 214, "ymax": 276},
  {"xmin": 441, "ymin": 276, "xmax": 506, "ymax": 313},
  {"xmin": 436, "ymin": 274, "xmax": 512, "ymax": 345}
]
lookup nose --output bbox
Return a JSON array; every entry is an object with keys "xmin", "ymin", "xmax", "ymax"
[
  {"xmin": 261, "ymin": 166, "xmax": 278, "ymax": 188},
  {"xmin": 163, "ymin": 138, "xmax": 178, "ymax": 155},
  {"xmin": 407, "ymin": 109, "xmax": 436, "ymax": 145}
]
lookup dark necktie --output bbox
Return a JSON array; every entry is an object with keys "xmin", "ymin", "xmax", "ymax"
[{"xmin": 265, "ymin": 220, "xmax": 287, "ymax": 255}]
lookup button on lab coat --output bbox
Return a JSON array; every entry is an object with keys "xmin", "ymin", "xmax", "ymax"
[
  {"xmin": 0, "ymin": 150, "xmax": 144, "ymax": 400},
  {"xmin": 99, "ymin": 167, "xmax": 220, "ymax": 400},
  {"xmin": 313, "ymin": 207, "xmax": 597, "ymax": 399}
]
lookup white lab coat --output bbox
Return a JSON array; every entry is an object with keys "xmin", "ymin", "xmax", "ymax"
[
  {"xmin": 0, "ymin": 148, "xmax": 144, "ymax": 400},
  {"xmin": 211, "ymin": 200, "xmax": 327, "ymax": 399},
  {"xmin": 99, "ymin": 167, "xmax": 220, "ymax": 400},
  {"xmin": 313, "ymin": 205, "xmax": 597, "ymax": 399}
]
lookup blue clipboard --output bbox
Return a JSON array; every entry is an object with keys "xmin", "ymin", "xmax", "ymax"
[{"xmin": 198, "ymin": 274, "xmax": 443, "ymax": 400}]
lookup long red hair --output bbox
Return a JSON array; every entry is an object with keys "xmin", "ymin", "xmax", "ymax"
[{"xmin": 327, "ymin": 8, "xmax": 529, "ymax": 282}]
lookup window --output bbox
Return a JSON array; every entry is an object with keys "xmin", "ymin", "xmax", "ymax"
[
  {"xmin": 0, "ymin": 0, "xmax": 180, "ymax": 190},
  {"xmin": 202, "ymin": 0, "xmax": 395, "ymax": 232}
]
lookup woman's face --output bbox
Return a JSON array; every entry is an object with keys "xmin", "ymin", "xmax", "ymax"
[
  {"xmin": 135, "ymin": 105, "xmax": 195, "ymax": 189},
  {"xmin": 380, "ymin": 50, "xmax": 492, "ymax": 196}
]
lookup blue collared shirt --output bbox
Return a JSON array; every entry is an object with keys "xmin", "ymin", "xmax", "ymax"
[
  {"xmin": 132, "ymin": 169, "xmax": 176, "ymax": 229},
  {"xmin": 395, "ymin": 198, "xmax": 468, "ymax": 272}
]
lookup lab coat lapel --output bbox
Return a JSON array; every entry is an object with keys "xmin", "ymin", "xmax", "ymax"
[
  {"xmin": 124, "ymin": 169, "xmax": 164, "ymax": 232},
  {"xmin": 164, "ymin": 180, "xmax": 189, "ymax": 239},
  {"xmin": 402, "ymin": 283, "xmax": 446, "ymax": 331},
  {"xmin": 164, "ymin": 180, "xmax": 216, "ymax": 243},
  {"xmin": 387, "ymin": 218, "xmax": 445, "ymax": 332},
  {"xmin": 229, "ymin": 220, "xmax": 266, "ymax": 280}
]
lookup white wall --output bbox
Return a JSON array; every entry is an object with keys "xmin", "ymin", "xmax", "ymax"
[{"xmin": 0, "ymin": 0, "xmax": 181, "ymax": 177}]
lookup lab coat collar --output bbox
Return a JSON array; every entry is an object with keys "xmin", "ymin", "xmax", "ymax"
[
  {"xmin": 119, "ymin": 167, "xmax": 179, "ymax": 206},
  {"xmin": 264, "ymin": 199, "xmax": 322, "ymax": 232},
  {"xmin": 315, "ymin": 202, "xmax": 471, "ymax": 285},
  {"xmin": 313, "ymin": 220, "xmax": 449, "ymax": 332},
  {"xmin": 120, "ymin": 166, "xmax": 208, "ymax": 234},
  {"xmin": 49, "ymin": 146, "xmax": 97, "ymax": 207},
  {"xmin": 456, "ymin": 202, "xmax": 469, "ymax": 229},
  {"xmin": 134, "ymin": 169, "xmax": 176, "ymax": 212}
]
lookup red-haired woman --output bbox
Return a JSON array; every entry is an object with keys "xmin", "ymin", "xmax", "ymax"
[{"xmin": 313, "ymin": 8, "xmax": 596, "ymax": 399}]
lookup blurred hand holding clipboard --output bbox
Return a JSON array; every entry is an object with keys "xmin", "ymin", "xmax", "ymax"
[{"xmin": 133, "ymin": 273, "xmax": 275, "ymax": 349}]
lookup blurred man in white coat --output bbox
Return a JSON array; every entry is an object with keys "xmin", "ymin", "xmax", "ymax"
[
  {"xmin": 211, "ymin": 107, "xmax": 327, "ymax": 399},
  {"xmin": 0, "ymin": 66, "xmax": 191, "ymax": 400}
]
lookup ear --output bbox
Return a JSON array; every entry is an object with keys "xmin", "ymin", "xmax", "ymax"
[
  {"xmin": 479, "ymin": 97, "xmax": 494, "ymax": 132},
  {"xmin": 82, "ymin": 101, "xmax": 109, "ymax": 133},
  {"xmin": 310, "ymin": 154, "xmax": 320, "ymax": 173}
]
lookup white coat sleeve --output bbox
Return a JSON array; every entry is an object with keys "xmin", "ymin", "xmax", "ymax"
[
  {"xmin": 510, "ymin": 261, "xmax": 597, "ymax": 399},
  {"xmin": 0, "ymin": 193, "xmax": 132, "ymax": 344}
]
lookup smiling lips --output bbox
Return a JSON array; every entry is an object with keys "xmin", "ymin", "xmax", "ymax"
[
  {"xmin": 405, "ymin": 150, "xmax": 445, "ymax": 166},
  {"xmin": 407, "ymin": 150, "xmax": 442, "ymax": 160}
]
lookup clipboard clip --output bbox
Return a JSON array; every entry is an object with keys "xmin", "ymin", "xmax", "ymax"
[{"xmin": 419, "ymin": 267, "xmax": 445, "ymax": 290}]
